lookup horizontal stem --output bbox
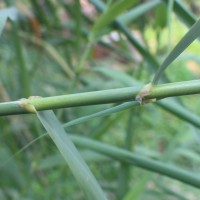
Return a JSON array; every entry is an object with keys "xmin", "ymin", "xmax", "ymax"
[
  {"xmin": 0, "ymin": 80, "xmax": 200, "ymax": 116},
  {"xmin": 71, "ymin": 135, "xmax": 200, "ymax": 188},
  {"xmin": 150, "ymin": 79, "xmax": 200, "ymax": 98}
]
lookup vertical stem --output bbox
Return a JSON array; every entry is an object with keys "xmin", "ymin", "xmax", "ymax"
[
  {"xmin": 117, "ymin": 110, "xmax": 134, "ymax": 199},
  {"xmin": 117, "ymin": 163, "xmax": 129, "ymax": 199},
  {"xmin": 12, "ymin": 21, "xmax": 30, "ymax": 97},
  {"xmin": 167, "ymin": 0, "xmax": 174, "ymax": 52},
  {"xmin": 125, "ymin": 110, "xmax": 134, "ymax": 149}
]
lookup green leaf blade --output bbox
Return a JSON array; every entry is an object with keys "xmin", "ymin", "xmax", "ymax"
[
  {"xmin": 118, "ymin": 0, "xmax": 161, "ymax": 26},
  {"xmin": 90, "ymin": 0, "xmax": 137, "ymax": 41},
  {"xmin": 152, "ymin": 19, "xmax": 200, "ymax": 84},
  {"xmin": 36, "ymin": 110, "xmax": 107, "ymax": 200}
]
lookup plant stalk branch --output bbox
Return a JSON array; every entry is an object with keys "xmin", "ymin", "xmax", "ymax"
[{"xmin": 0, "ymin": 80, "xmax": 200, "ymax": 116}]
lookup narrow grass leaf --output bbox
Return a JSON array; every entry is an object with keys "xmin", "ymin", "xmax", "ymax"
[
  {"xmin": 90, "ymin": 0, "xmax": 163, "ymax": 75},
  {"xmin": 162, "ymin": 0, "xmax": 196, "ymax": 27},
  {"xmin": 63, "ymin": 102, "xmax": 139, "ymax": 128},
  {"xmin": 90, "ymin": 0, "xmax": 137, "ymax": 41},
  {"xmin": 36, "ymin": 110, "xmax": 107, "ymax": 200},
  {"xmin": 157, "ymin": 99, "xmax": 200, "ymax": 129},
  {"xmin": 166, "ymin": 0, "xmax": 174, "ymax": 51},
  {"xmin": 118, "ymin": 0, "xmax": 161, "ymax": 25},
  {"xmin": 0, "ymin": 134, "xmax": 47, "ymax": 168},
  {"xmin": 152, "ymin": 19, "xmax": 200, "ymax": 84},
  {"xmin": 11, "ymin": 22, "xmax": 30, "ymax": 97},
  {"xmin": 154, "ymin": 4, "xmax": 168, "ymax": 30}
]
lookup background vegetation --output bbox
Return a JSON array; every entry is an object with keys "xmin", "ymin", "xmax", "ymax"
[{"xmin": 1, "ymin": 0, "xmax": 200, "ymax": 199}]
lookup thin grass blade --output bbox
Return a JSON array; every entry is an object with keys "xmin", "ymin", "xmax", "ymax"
[
  {"xmin": 118, "ymin": 0, "xmax": 161, "ymax": 25},
  {"xmin": 167, "ymin": 0, "xmax": 174, "ymax": 51},
  {"xmin": 152, "ymin": 18, "xmax": 200, "ymax": 84},
  {"xmin": 163, "ymin": 0, "xmax": 196, "ymax": 27},
  {"xmin": 90, "ymin": 0, "xmax": 164, "ymax": 76},
  {"xmin": 36, "ymin": 110, "xmax": 107, "ymax": 200},
  {"xmin": 157, "ymin": 99, "xmax": 200, "ymax": 128},
  {"xmin": 90, "ymin": 0, "xmax": 137, "ymax": 41},
  {"xmin": 64, "ymin": 102, "xmax": 139, "ymax": 128}
]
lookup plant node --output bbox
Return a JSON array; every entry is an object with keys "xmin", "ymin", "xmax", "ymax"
[
  {"xmin": 135, "ymin": 83, "xmax": 156, "ymax": 104},
  {"xmin": 19, "ymin": 96, "xmax": 42, "ymax": 113}
]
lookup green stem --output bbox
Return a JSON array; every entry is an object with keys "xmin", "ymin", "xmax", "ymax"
[
  {"xmin": 1, "ymin": 80, "xmax": 200, "ymax": 116},
  {"xmin": 117, "ymin": 110, "xmax": 134, "ymax": 199},
  {"xmin": 12, "ymin": 22, "xmax": 30, "ymax": 97},
  {"xmin": 150, "ymin": 80, "xmax": 200, "ymax": 98},
  {"xmin": 71, "ymin": 135, "xmax": 200, "ymax": 188},
  {"xmin": 162, "ymin": 0, "xmax": 196, "ymax": 27},
  {"xmin": 0, "ymin": 86, "xmax": 141, "ymax": 116},
  {"xmin": 157, "ymin": 99, "xmax": 200, "ymax": 128}
]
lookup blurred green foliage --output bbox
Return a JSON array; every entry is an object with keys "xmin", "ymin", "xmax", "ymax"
[{"xmin": 0, "ymin": 0, "xmax": 200, "ymax": 199}]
